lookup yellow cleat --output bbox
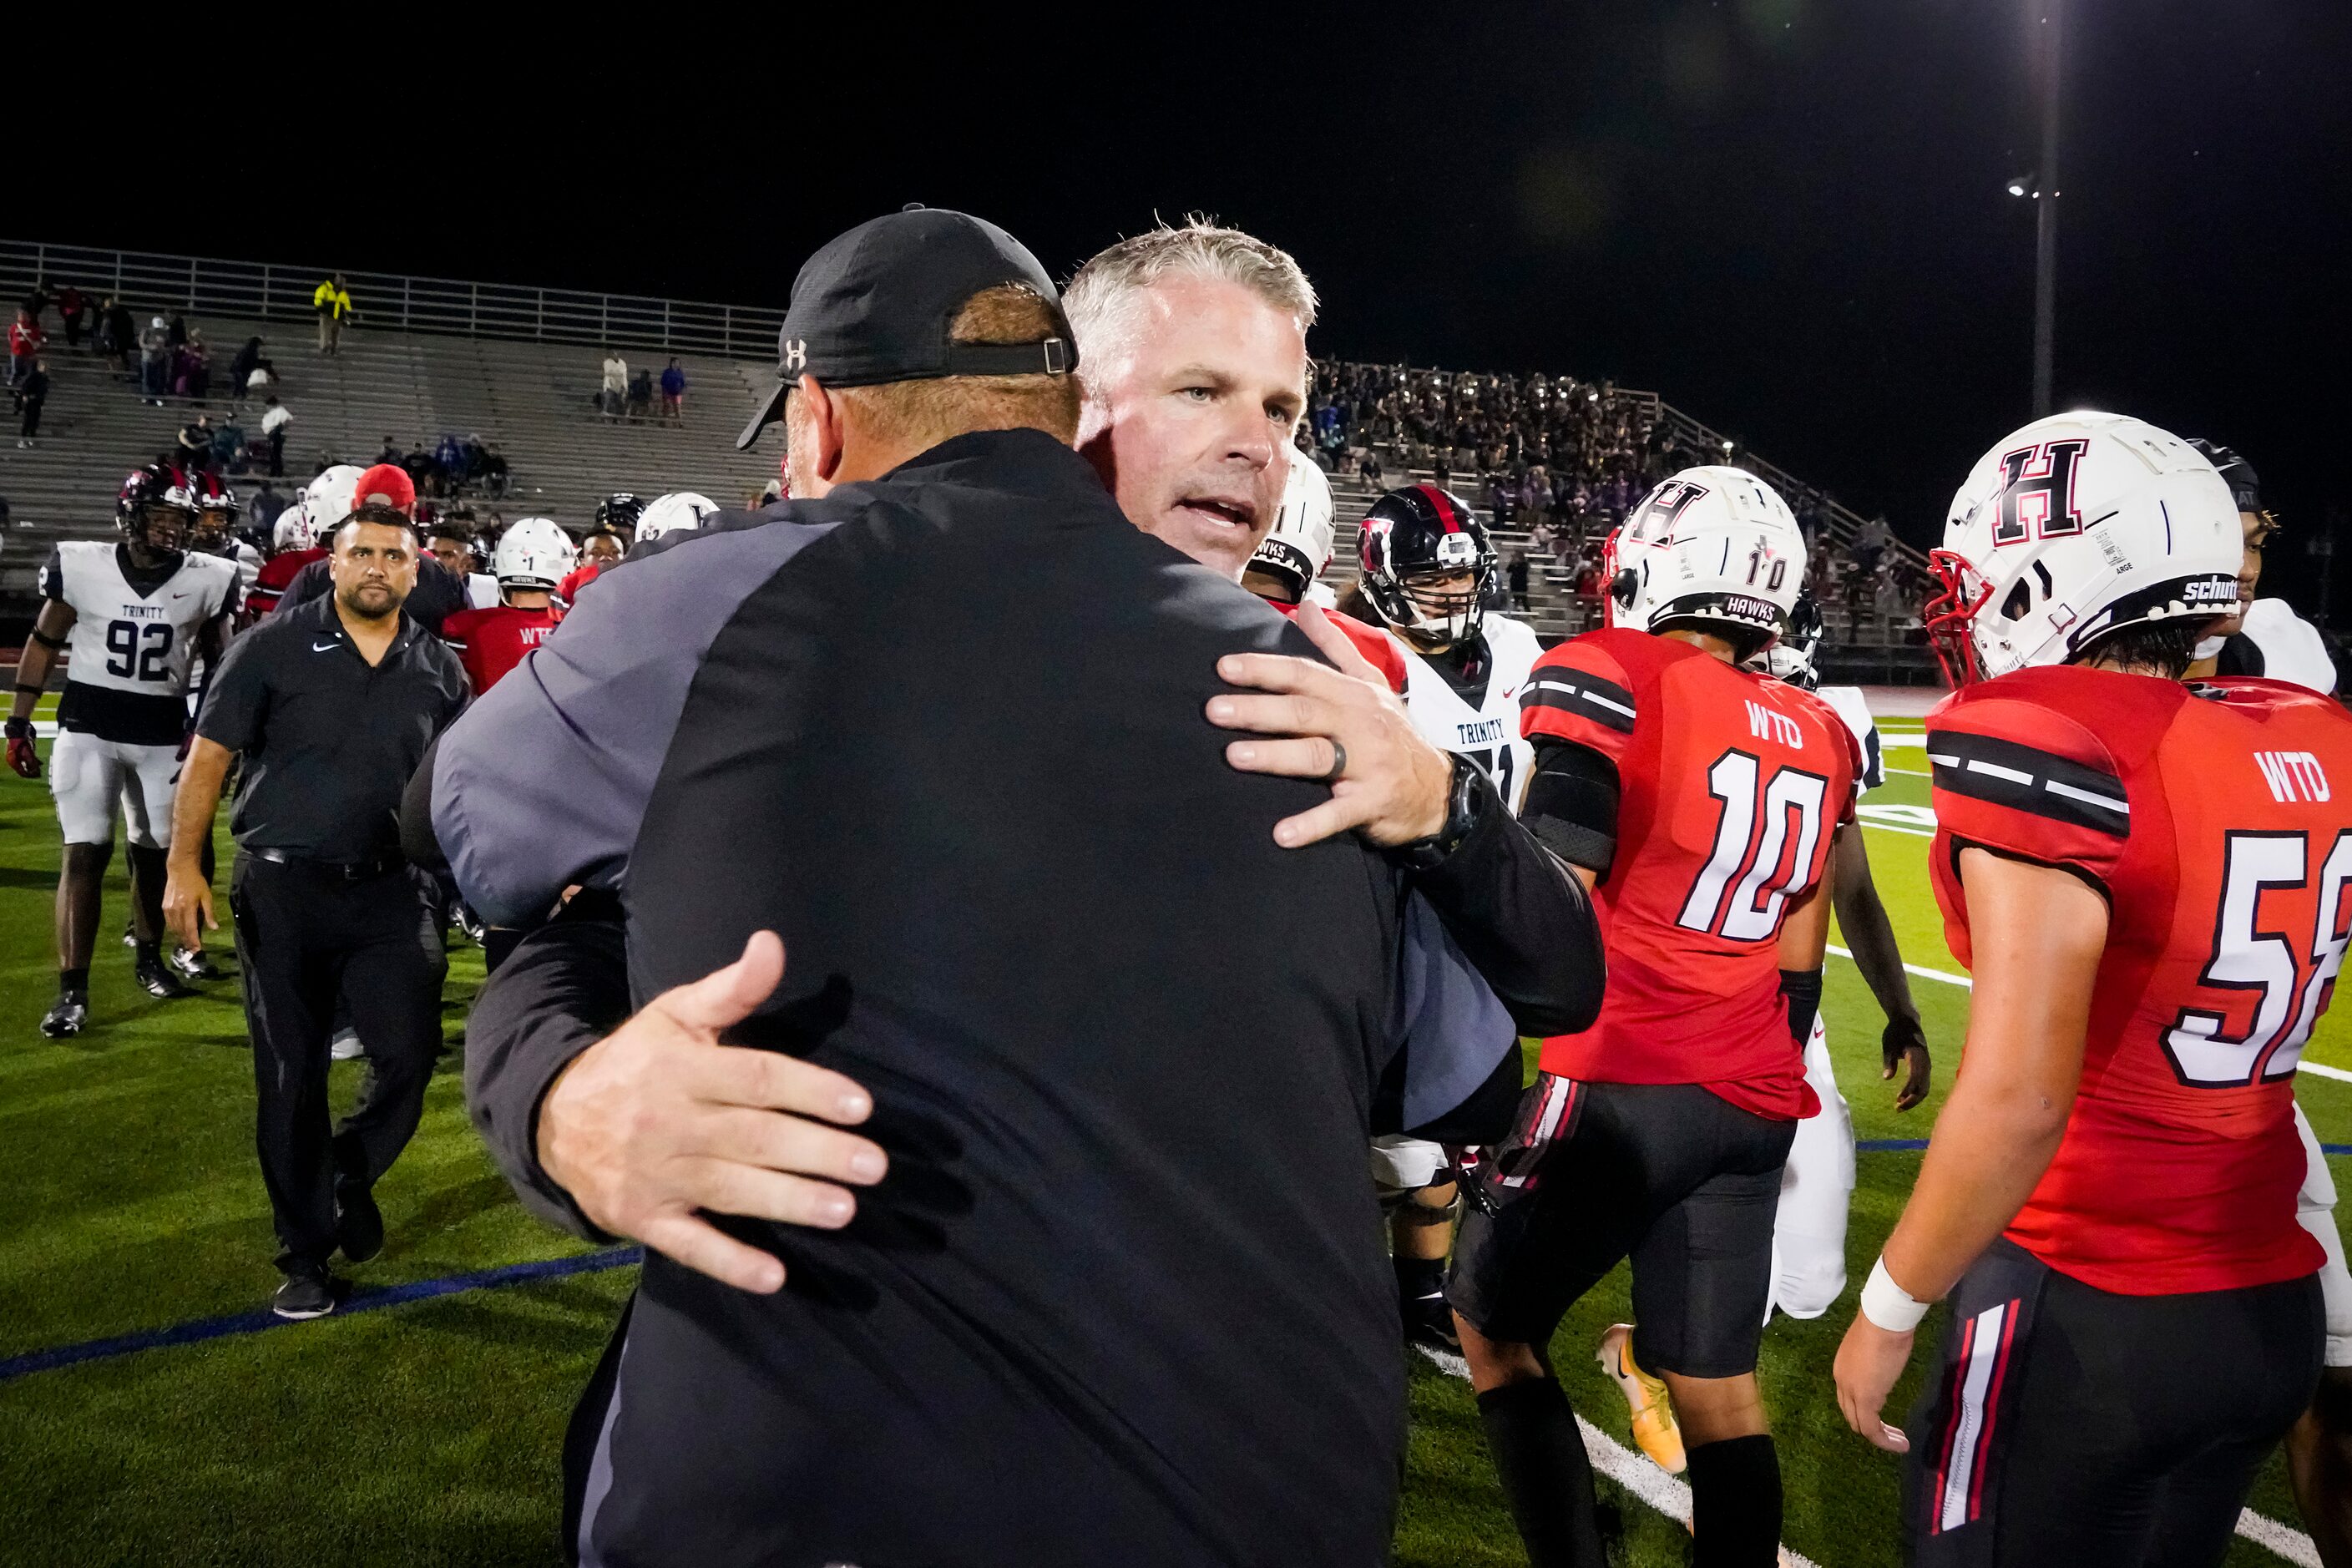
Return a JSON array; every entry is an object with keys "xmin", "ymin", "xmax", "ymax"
[{"xmin": 1596, "ymin": 1322, "xmax": 1687, "ymax": 1474}]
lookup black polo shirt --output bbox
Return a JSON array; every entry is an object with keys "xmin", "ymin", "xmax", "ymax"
[{"xmin": 196, "ymin": 593, "xmax": 468, "ymax": 861}]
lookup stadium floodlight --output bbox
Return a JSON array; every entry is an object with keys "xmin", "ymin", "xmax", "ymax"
[{"xmin": 2007, "ymin": 172, "xmax": 2036, "ymax": 197}]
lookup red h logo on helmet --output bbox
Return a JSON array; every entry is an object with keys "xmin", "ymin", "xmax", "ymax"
[{"xmin": 1991, "ymin": 438, "xmax": 2090, "ymax": 546}]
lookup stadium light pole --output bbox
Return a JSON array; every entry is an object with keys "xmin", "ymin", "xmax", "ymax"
[{"xmin": 2030, "ymin": 0, "xmax": 2064, "ymax": 418}]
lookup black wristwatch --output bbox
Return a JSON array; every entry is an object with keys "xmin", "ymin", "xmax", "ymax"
[{"xmin": 1392, "ymin": 754, "xmax": 1492, "ymax": 871}]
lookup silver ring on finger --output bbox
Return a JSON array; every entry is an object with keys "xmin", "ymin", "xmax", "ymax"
[{"xmin": 1318, "ymin": 740, "xmax": 1348, "ymax": 784}]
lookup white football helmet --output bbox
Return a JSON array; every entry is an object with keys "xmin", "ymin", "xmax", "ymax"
[
  {"xmin": 1245, "ymin": 458, "xmax": 1336, "ymax": 603},
  {"xmin": 1926, "ymin": 412, "xmax": 2241, "ymax": 683},
  {"xmin": 273, "ymin": 508, "xmax": 317, "ymax": 552},
  {"xmin": 301, "ymin": 464, "xmax": 366, "ymax": 544},
  {"xmin": 493, "ymin": 517, "xmax": 578, "ymax": 591},
  {"xmin": 636, "ymin": 491, "xmax": 719, "ymax": 544},
  {"xmin": 1610, "ymin": 466, "xmax": 1805, "ymax": 646}
]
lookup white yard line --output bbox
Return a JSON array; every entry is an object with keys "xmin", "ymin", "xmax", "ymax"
[
  {"xmin": 1827, "ymin": 944, "xmax": 1972, "ymax": 989},
  {"xmin": 1884, "ymin": 766, "xmax": 1931, "ymax": 777},
  {"xmin": 1416, "ymin": 1347, "xmax": 1824, "ymax": 1567}
]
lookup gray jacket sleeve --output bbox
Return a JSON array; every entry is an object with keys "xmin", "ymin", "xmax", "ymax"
[{"xmin": 430, "ymin": 513, "xmax": 839, "ymax": 928}]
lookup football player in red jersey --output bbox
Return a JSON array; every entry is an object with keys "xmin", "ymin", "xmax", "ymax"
[
  {"xmin": 439, "ymin": 517, "xmax": 573, "ymax": 695},
  {"xmin": 552, "ymin": 527, "xmax": 625, "ymax": 620},
  {"xmin": 244, "ymin": 464, "xmax": 365, "ymax": 619},
  {"xmin": 1832, "ymin": 412, "xmax": 2349, "ymax": 1567},
  {"xmin": 1240, "ymin": 452, "xmax": 1409, "ymax": 691},
  {"xmin": 1450, "ymin": 468, "xmax": 1859, "ymax": 1566}
]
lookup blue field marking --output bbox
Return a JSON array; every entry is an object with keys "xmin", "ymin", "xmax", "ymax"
[
  {"xmin": 1859, "ymin": 1139, "xmax": 2352, "ymax": 1156},
  {"xmin": 0, "ymin": 1246, "xmax": 643, "ymax": 1384}
]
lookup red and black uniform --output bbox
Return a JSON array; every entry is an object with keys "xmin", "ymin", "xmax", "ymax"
[
  {"xmin": 552, "ymin": 561, "xmax": 603, "ymax": 622},
  {"xmin": 1269, "ymin": 599, "xmax": 1408, "ymax": 694},
  {"xmin": 1908, "ymin": 666, "xmax": 2346, "ymax": 1567},
  {"xmin": 245, "ymin": 546, "xmax": 326, "ymax": 620},
  {"xmin": 1451, "ymin": 629, "xmax": 1859, "ymax": 1377},
  {"xmin": 439, "ymin": 604, "xmax": 555, "ymax": 695}
]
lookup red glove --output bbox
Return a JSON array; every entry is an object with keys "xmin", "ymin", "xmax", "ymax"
[{"xmin": 5, "ymin": 717, "xmax": 40, "ymax": 781}]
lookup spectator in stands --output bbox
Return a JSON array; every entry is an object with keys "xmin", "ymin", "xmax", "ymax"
[
  {"xmin": 1358, "ymin": 448, "xmax": 1383, "ymax": 489},
  {"xmin": 260, "ymin": 396, "xmax": 292, "ymax": 477},
  {"xmin": 1507, "ymin": 549, "xmax": 1530, "ymax": 612},
  {"xmin": 173, "ymin": 336, "xmax": 210, "ymax": 400},
  {"xmin": 56, "ymin": 285, "xmax": 84, "ymax": 349},
  {"xmin": 313, "ymin": 273, "xmax": 352, "ymax": 355},
  {"xmin": 179, "ymin": 416, "xmax": 215, "ymax": 471},
  {"xmin": 402, "ymin": 441, "xmax": 438, "ymax": 497},
  {"xmin": 140, "ymin": 317, "xmax": 170, "ymax": 404},
  {"xmin": 166, "ymin": 311, "xmax": 189, "ymax": 349},
  {"xmin": 1851, "ymin": 512, "xmax": 1893, "ymax": 573},
  {"xmin": 20, "ymin": 279, "xmax": 48, "ymax": 323},
  {"xmin": 15, "ymin": 357, "xmax": 48, "ymax": 448},
  {"xmin": 101, "ymin": 297, "xmax": 134, "ymax": 370},
  {"xmin": 660, "ymin": 357, "xmax": 686, "ymax": 422},
  {"xmin": 478, "ymin": 442, "xmax": 508, "ymax": 498},
  {"xmin": 8, "ymin": 306, "xmax": 42, "ymax": 389},
  {"xmin": 229, "ymin": 336, "xmax": 271, "ymax": 400},
  {"xmin": 599, "ymin": 349, "xmax": 626, "ymax": 417},
  {"xmin": 625, "ymin": 367, "xmax": 654, "ymax": 422}
]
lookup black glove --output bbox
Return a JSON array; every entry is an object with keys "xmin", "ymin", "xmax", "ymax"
[{"xmin": 5, "ymin": 716, "xmax": 40, "ymax": 781}]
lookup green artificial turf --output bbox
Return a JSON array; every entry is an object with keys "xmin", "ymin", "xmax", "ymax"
[{"xmin": 0, "ymin": 723, "xmax": 2345, "ymax": 1565}]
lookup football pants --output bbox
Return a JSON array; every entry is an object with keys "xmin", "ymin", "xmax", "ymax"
[{"xmin": 50, "ymin": 729, "xmax": 178, "ymax": 849}]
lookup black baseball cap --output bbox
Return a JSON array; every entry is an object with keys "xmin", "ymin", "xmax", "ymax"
[{"xmin": 736, "ymin": 205, "xmax": 1076, "ymax": 451}]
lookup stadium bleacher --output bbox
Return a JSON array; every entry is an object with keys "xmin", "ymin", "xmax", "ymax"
[{"xmin": 0, "ymin": 238, "xmax": 1935, "ymax": 676}]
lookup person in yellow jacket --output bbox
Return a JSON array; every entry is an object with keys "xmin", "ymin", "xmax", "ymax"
[{"xmin": 312, "ymin": 274, "xmax": 352, "ymax": 355}]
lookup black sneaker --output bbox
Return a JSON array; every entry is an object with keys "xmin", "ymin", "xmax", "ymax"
[
  {"xmin": 134, "ymin": 954, "xmax": 194, "ymax": 999},
  {"xmin": 271, "ymin": 1267, "xmax": 339, "ymax": 1320},
  {"xmin": 336, "ymin": 1181, "xmax": 384, "ymax": 1264},
  {"xmin": 1403, "ymin": 1287, "xmax": 1461, "ymax": 1356},
  {"xmin": 39, "ymin": 991, "xmax": 89, "ymax": 1039},
  {"xmin": 169, "ymin": 947, "xmax": 226, "ymax": 981}
]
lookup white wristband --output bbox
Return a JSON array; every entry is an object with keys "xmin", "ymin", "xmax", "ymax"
[{"xmin": 1859, "ymin": 1256, "xmax": 1930, "ymax": 1333}]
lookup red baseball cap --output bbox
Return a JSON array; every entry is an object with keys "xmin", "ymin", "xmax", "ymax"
[{"xmin": 352, "ymin": 463, "xmax": 417, "ymax": 514}]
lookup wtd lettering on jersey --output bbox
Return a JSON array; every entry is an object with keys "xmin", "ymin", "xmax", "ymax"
[
  {"xmin": 1456, "ymin": 717, "xmax": 1509, "ymax": 749},
  {"xmin": 1747, "ymin": 701, "xmax": 1804, "ymax": 749},
  {"xmin": 2255, "ymin": 751, "xmax": 2332, "ymax": 804}
]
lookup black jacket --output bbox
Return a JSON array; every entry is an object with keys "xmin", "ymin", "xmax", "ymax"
[{"xmin": 426, "ymin": 429, "xmax": 1601, "ymax": 1565}]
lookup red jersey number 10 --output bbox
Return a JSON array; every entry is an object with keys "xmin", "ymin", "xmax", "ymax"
[{"xmin": 1678, "ymin": 749, "xmax": 1829, "ymax": 941}]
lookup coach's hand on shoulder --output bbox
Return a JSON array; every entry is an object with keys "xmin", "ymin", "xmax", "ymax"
[
  {"xmin": 537, "ymin": 931, "xmax": 888, "ymax": 1295},
  {"xmin": 1210, "ymin": 603, "xmax": 1452, "ymax": 848}
]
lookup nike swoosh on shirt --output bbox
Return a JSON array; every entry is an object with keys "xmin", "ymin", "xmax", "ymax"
[{"xmin": 311, "ymin": 640, "xmax": 340, "ymax": 653}]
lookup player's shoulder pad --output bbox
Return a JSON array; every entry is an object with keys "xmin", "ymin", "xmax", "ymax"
[
  {"xmin": 1926, "ymin": 668, "xmax": 2142, "ymax": 842},
  {"xmin": 1525, "ymin": 629, "xmax": 1641, "ymax": 739}
]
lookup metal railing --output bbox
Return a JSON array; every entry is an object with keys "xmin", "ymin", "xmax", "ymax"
[{"xmin": 0, "ymin": 239, "xmax": 786, "ymax": 362}]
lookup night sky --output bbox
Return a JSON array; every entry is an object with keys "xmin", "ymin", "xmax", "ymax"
[{"xmin": 43, "ymin": 3, "xmax": 2349, "ymax": 603}]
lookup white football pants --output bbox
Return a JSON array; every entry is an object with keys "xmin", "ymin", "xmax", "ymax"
[
  {"xmin": 49, "ymin": 729, "xmax": 178, "ymax": 850},
  {"xmin": 1768, "ymin": 1015, "xmax": 1855, "ymax": 1321}
]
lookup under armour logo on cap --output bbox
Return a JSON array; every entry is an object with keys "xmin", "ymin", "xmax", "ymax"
[{"xmin": 782, "ymin": 338, "xmax": 807, "ymax": 373}]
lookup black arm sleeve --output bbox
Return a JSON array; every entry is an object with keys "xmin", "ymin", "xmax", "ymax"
[
  {"xmin": 1405, "ymin": 770, "xmax": 1607, "ymax": 1039},
  {"xmin": 1520, "ymin": 737, "xmax": 1620, "ymax": 877},
  {"xmin": 463, "ymin": 896, "xmax": 631, "ymax": 1240},
  {"xmin": 1778, "ymin": 967, "xmax": 1823, "ymax": 1046},
  {"xmin": 400, "ymin": 730, "xmax": 449, "ymax": 873}
]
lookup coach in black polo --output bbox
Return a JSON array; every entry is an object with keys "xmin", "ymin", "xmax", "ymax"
[
  {"xmin": 165, "ymin": 505, "xmax": 469, "ymax": 1321},
  {"xmin": 430, "ymin": 210, "xmax": 1601, "ymax": 1565}
]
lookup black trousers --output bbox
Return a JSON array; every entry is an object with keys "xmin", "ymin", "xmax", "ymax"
[
  {"xmin": 230, "ymin": 854, "xmax": 447, "ymax": 1272},
  {"xmin": 1908, "ymin": 1236, "xmax": 2322, "ymax": 1567}
]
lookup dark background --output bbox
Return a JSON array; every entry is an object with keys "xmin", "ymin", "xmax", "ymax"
[{"xmin": 39, "ymin": 2, "xmax": 2350, "ymax": 607}]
